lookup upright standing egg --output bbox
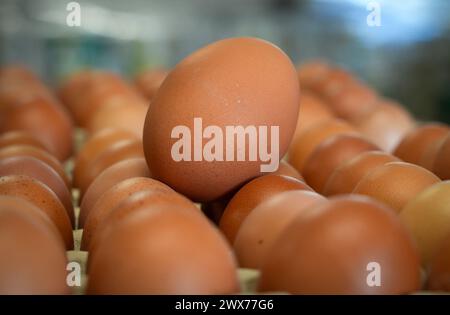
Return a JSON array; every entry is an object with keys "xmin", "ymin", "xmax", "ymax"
[{"xmin": 143, "ymin": 37, "xmax": 300, "ymax": 202}]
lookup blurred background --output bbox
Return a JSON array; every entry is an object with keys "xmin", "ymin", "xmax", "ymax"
[{"xmin": 0, "ymin": 0, "xmax": 449, "ymax": 122}]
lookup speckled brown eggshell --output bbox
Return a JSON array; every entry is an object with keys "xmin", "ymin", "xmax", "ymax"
[
  {"xmin": 234, "ymin": 190, "xmax": 327, "ymax": 269},
  {"xmin": 0, "ymin": 96, "xmax": 74, "ymax": 161},
  {"xmin": 323, "ymin": 151, "xmax": 399, "ymax": 196},
  {"xmin": 0, "ymin": 145, "xmax": 70, "ymax": 188},
  {"xmin": 0, "ymin": 175, "xmax": 73, "ymax": 249},
  {"xmin": 219, "ymin": 174, "xmax": 312, "ymax": 244},
  {"xmin": 288, "ymin": 119, "xmax": 357, "ymax": 172},
  {"xmin": 78, "ymin": 139, "xmax": 144, "ymax": 198},
  {"xmin": 0, "ymin": 131, "xmax": 49, "ymax": 152},
  {"xmin": 72, "ymin": 128, "xmax": 138, "ymax": 189},
  {"xmin": 81, "ymin": 177, "xmax": 176, "ymax": 250},
  {"xmin": 353, "ymin": 162, "xmax": 440, "ymax": 213},
  {"xmin": 79, "ymin": 157, "xmax": 150, "ymax": 228},
  {"xmin": 0, "ymin": 156, "xmax": 75, "ymax": 227},
  {"xmin": 303, "ymin": 134, "xmax": 379, "ymax": 193},
  {"xmin": 259, "ymin": 195, "xmax": 421, "ymax": 294},
  {"xmin": 0, "ymin": 196, "xmax": 69, "ymax": 294},
  {"xmin": 393, "ymin": 123, "xmax": 449, "ymax": 166},
  {"xmin": 86, "ymin": 202, "xmax": 239, "ymax": 294},
  {"xmin": 143, "ymin": 37, "xmax": 300, "ymax": 202}
]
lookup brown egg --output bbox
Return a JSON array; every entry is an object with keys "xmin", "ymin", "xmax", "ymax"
[
  {"xmin": 354, "ymin": 162, "xmax": 440, "ymax": 213},
  {"xmin": 393, "ymin": 123, "xmax": 449, "ymax": 166},
  {"xmin": 81, "ymin": 177, "xmax": 175, "ymax": 250},
  {"xmin": 87, "ymin": 100, "xmax": 148, "ymax": 139},
  {"xmin": 88, "ymin": 189, "xmax": 198, "ymax": 257},
  {"xmin": 234, "ymin": 190, "xmax": 326, "ymax": 269},
  {"xmin": 427, "ymin": 231, "xmax": 450, "ymax": 291},
  {"xmin": 72, "ymin": 128, "xmax": 138, "ymax": 189},
  {"xmin": 0, "ymin": 196, "xmax": 69, "ymax": 294},
  {"xmin": 399, "ymin": 181, "xmax": 450, "ymax": 265},
  {"xmin": 134, "ymin": 68, "xmax": 169, "ymax": 100},
  {"xmin": 433, "ymin": 133, "xmax": 450, "ymax": 180},
  {"xmin": 420, "ymin": 135, "xmax": 448, "ymax": 171},
  {"xmin": 259, "ymin": 195, "xmax": 421, "ymax": 294},
  {"xmin": 0, "ymin": 96, "xmax": 74, "ymax": 161},
  {"xmin": 0, "ymin": 175, "xmax": 73, "ymax": 249},
  {"xmin": 325, "ymin": 82, "xmax": 378, "ymax": 121},
  {"xmin": 79, "ymin": 158, "xmax": 150, "ymax": 227},
  {"xmin": 78, "ymin": 139, "xmax": 144, "ymax": 197},
  {"xmin": 272, "ymin": 160, "xmax": 303, "ymax": 180},
  {"xmin": 324, "ymin": 151, "xmax": 399, "ymax": 196},
  {"xmin": 87, "ymin": 202, "xmax": 239, "ymax": 294},
  {"xmin": 0, "ymin": 130, "xmax": 49, "ymax": 152},
  {"xmin": 143, "ymin": 37, "xmax": 300, "ymax": 202},
  {"xmin": 303, "ymin": 134, "xmax": 379, "ymax": 193},
  {"xmin": 59, "ymin": 70, "xmax": 137, "ymax": 126},
  {"xmin": 0, "ymin": 156, "xmax": 75, "ymax": 227},
  {"xmin": 288, "ymin": 119, "xmax": 356, "ymax": 172},
  {"xmin": 312, "ymin": 67, "xmax": 355, "ymax": 97},
  {"xmin": 355, "ymin": 99, "xmax": 415, "ymax": 152},
  {"xmin": 0, "ymin": 145, "xmax": 70, "ymax": 188},
  {"xmin": 219, "ymin": 174, "xmax": 312, "ymax": 243},
  {"xmin": 297, "ymin": 61, "xmax": 331, "ymax": 89},
  {"xmin": 292, "ymin": 92, "xmax": 333, "ymax": 138}
]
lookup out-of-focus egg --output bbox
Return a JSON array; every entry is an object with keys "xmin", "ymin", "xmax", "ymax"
[
  {"xmin": 234, "ymin": 190, "xmax": 326, "ymax": 269},
  {"xmin": 302, "ymin": 134, "xmax": 379, "ymax": 193},
  {"xmin": 0, "ymin": 96, "xmax": 74, "ymax": 161},
  {"xmin": 87, "ymin": 203, "xmax": 239, "ymax": 294},
  {"xmin": 272, "ymin": 160, "xmax": 303, "ymax": 180},
  {"xmin": 77, "ymin": 139, "xmax": 144, "ymax": 197},
  {"xmin": 354, "ymin": 99, "xmax": 416, "ymax": 152},
  {"xmin": 81, "ymin": 177, "xmax": 175, "ymax": 250},
  {"xmin": 59, "ymin": 70, "xmax": 137, "ymax": 126},
  {"xmin": 393, "ymin": 123, "xmax": 449, "ymax": 166},
  {"xmin": 88, "ymin": 189, "xmax": 198, "ymax": 257},
  {"xmin": 143, "ymin": 37, "xmax": 300, "ymax": 202},
  {"xmin": 324, "ymin": 151, "xmax": 399, "ymax": 196},
  {"xmin": 259, "ymin": 195, "xmax": 421, "ymax": 294},
  {"xmin": 0, "ymin": 131, "xmax": 49, "ymax": 152},
  {"xmin": 311, "ymin": 67, "xmax": 355, "ymax": 97},
  {"xmin": 288, "ymin": 119, "xmax": 356, "ymax": 172},
  {"xmin": 0, "ymin": 145, "xmax": 70, "ymax": 188},
  {"xmin": 219, "ymin": 174, "xmax": 312, "ymax": 243},
  {"xmin": 354, "ymin": 162, "xmax": 440, "ymax": 213},
  {"xmin": 79, "ymin": 158, "xmax": 150, "ymax": 227},
  {"xmin": 399, "ymin": 181, "xmax": 450, "ymax": 265},
  {"xmin": 297, "ymin": 61, "xmax": 331, "ymax": 89},
  {"xmin": 0, "ymin": 196, "xmax": 69, "ymax": 294},
  {"xmin": 72, "ymin": 128, "xmax": 138, "ymax": 189},
  {"xmin": 433, "ymin": 133, "xmax": 450, "ymax": 180},
  {"xmin": 325, "ymin": 83, "xmax": 378, "ymax": 122},
  {"xmin": 0, "ymin": 156, "xmax": 75, "ymax": 227},
  {"xmin": 427, "ymin": 231, "xmax": 450, "ymax": 291},
  {"xmin": 134, "ymin": 69, "xmax": 169, "ymax": 101},
  {"xmin": 292, "ymin": 92, "xmax": 333, "ymax": 138},
  {"xmin": 420, "ymin": 135, "xmax": 448, "ymax": 171},
  {"xmin": 0, "ymin": 175, "xmax": 73, "ymax": 249},
  {"xmin": 87, "ymin": 100, "xmax": 148, "ymax": 138}
]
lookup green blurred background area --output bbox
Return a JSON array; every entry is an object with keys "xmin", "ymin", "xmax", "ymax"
[{"xmin": 1, "ymin": 0, "xmax": 449, "ymax": 123}]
